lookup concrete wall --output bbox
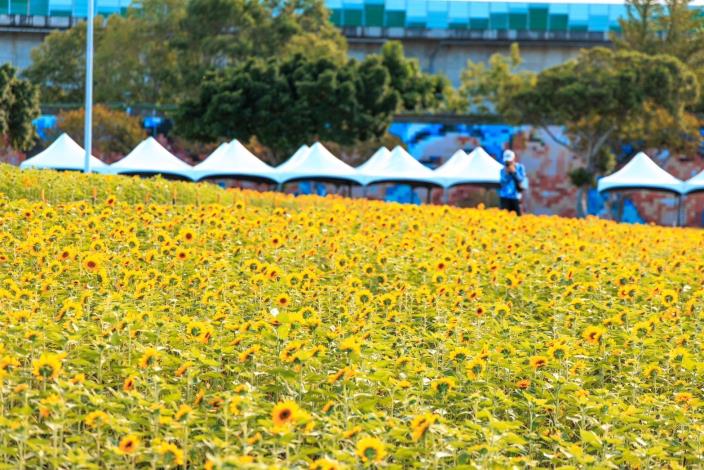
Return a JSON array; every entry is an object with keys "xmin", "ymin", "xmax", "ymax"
[
  {"xmin": 2, "ymin": 25, "xmax": 588, "ymax": 84},
  {"xmin": 348, "ymin": 39, "xmax": 583, "ymax": 86},
  {"xmin": 0, "ymin": 30, "xmax": 46, "ymax": 69}
]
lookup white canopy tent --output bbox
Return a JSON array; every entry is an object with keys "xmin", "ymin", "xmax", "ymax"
[
  {"xmin": 107, "ymin": 137, "xmax": 194, "ymax": 180},
  {"xmin": 597, "ymin": 152, "xmax": 684, "ymax": 194},
  {"xmin": 433, "ymin": 147, "xmax": 503, "ymax": 189},
  {"xmin": 356, "ymin": 146, "xmax": 439, "ymax": 187},
  {"xmin": 683, "ymin": 170, "xmax": 704, "ymax": 194},
  {"xmin": 275, "ymin": 142, "xmax": 360, "ymax": 185},
  {"xmin": 190, "ymin": 140, "xmax": 277, "ymax": 183},
  {"xmin": 355, "ymin": 147, "xmax": 393, "ymax": 187},
  {"xmin": 355, "ymin": 146, "xmax": 391, "ymax": 181},
  {"xmin": 20, "ymin": 133, "xmax": 106, "ymax": 172}
]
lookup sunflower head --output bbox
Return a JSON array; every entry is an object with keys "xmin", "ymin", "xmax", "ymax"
[
  {"xmin": 582, "ymin": 326, "xmax": 605, "ymax": 345},
  {"xmin": 32, "ymin": 353, "xmax": 64, "ymax": 381},
  {"xmin": 355, "ymin": 436, "xmax": 386, "ymax": 463},
  {"xmin": 271, "ymin": 400, "xmax": 302, "ymax": 430},
  {"xmin": 156, "ymin": 442, "xmax": 184, "ymax": 465},
  {"xmin": 117, "ymin": 434, "xmax": 139, "ymax": 455},
  {"xmin": 138, "ymin": 347, "xmax": 159, "ymax": 369},
  {"xmin": 430, "ymin": 377, "xmax": 457, "ymax": 394},
  {"xmin": 529, "ymin": 355, "xmax": 548, "ymax": 370},
  {"xmin": 310, "ymin": 458, "xmax": 343, "ymax": 470},
  {"xmin": 82, "ymin": 254, "xmax": 101, "ymax": 273},
  {"xmin": 85, "ymin": 410, "xmax": 110, "ymax": 428},
  {"xmin": 411, "ymin": 413, "xmax": 437, "ymax": 442}
]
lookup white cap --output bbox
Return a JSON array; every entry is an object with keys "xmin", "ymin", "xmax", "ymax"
[{"xmin": 503, "ymin": 149, "xmax": 516, "ymax": 162}]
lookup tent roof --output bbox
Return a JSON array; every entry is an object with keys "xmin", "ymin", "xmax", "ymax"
[
  {"xmin": 20, "ymin": 133, "xmax": 106, "ymax": 171},
  {"xmin": 191, "ymin": 140, "xmax": 276, "ymax": 182},
  {"xmin": 434, "ymin": 147, "xmax": 503, "ymax": 188},
  {"xmin": 276, "ymin": 142, "xmax": 360, "ymax": 184},
  {"xmin": 597, "ymin": 152, "xmax": 684, "ymax": 194},
  {"xmin": 356, "ymin": 147, "xmax": 391, "ymax": 173},
  {"xmin": 109, "ymin": 137, "xmax": 193, "ymax": 179},
  {"xmin": 684, "ymin": 169, "xmax": 704, "ymax": 194},
  {"xmin": 356, "ymin": 146, "xmax": 439, "ymax": 186}
]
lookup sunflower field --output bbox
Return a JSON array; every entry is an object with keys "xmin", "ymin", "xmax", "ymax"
[{"xmin": 1, "ymin": 164, "xmax": 704, "ymax": 469}]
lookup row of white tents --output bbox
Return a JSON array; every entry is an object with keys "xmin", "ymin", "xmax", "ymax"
[
  {"xmin": 597, "ymin": 151, "xmax": 704, "ymax": 195},
  {"xmin": 19, "ymin": 133, "xmax": 704, "ymax": 194},
  {"xmin": 19, "ymin": 133, "xmax": 503, "ymax": 189}
]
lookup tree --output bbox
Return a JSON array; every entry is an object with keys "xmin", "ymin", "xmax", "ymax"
[
  {"xmin": 0, "ymin": 64, "xmax": 40, "ymax": 151},
  {"xmin": 24, "ymin": 20, "xmax": 91, "ymax": 104},
  {"xmin": 172, "ymin": 0, "xmax": 347, "ymax": 94},
  {"xmin": 25, "ymin": 6, "xmax": 182, "ymax": 106},
  {"xmin": 461, "ymin": 46, "xmax": 699, "ymax": 215},
  {"xmin": 379, "ymin": 41, "xmax": 453, "ymax": 113},
  {"xmin": 51, "ymin": 105, "xmax": 145, "ymax": 159},
  {"xmin": 615, "ymin": 0, "xmax": 704, "ymax": 110},
  {"xmin": 177, "ymin": 53, "xmax": 398, "ymax": 161},
  {"xmin": 460, "ymin": 43, "xmax": 535, "ymax": 120}
]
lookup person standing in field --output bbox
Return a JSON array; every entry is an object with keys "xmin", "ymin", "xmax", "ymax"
[{"xmin": 499, "ymin": 149, "xmax": 526, "ymax": 215}]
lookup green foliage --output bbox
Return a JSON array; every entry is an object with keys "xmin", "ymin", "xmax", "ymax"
[
  {"xmin": 460, "ymin": 43, "xmax": 535, "ymax": 119},
  {"xmin": 518, "ymin": 48, "xmax": 699, "ymax": 172},
  {"xmin": 568, "ymin": 167, "xmax": 595, "ymax": 188},
  {"xmin": 615, "ymin": 0, "xmax": 704, "ymax": 112},
  {"xmin": 379, "ymin": 41, "xmax": 451, "ymax": 113},
  {"xmin": 25, "ymin": 13, "xmax": 181, "ymax": 105},
  {"xmin": 25, "ymin": 0, "xmax": 347, "ymax": 107},
  {"xmin": 24, "ymin": 21, "xmax": 89, "ymax": 104},
  {"xmin": 461, "ymin": 45, "xmax": 699, "ymax": 180},
  {"xmin": 0, "ymin": 64, "xmax": 40, "ymax": 151},
  {"xmin": 177, "ymin": 53, "xmax": 398, "ymax": 161},
  {"xmin": 51, "ymin": 105, "xmax": 146, "ymax": 158},
  {"xmin": 0, "ymin": 163, "xmax": 227, "ymax": 205}
]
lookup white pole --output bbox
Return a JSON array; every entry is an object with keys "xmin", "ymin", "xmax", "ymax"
[{"xmin": 83, "ymin": 0, "xmax": 94, "ymax": 173}]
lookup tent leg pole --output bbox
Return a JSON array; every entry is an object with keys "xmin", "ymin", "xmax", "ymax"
[
  {"xmin": 348, "ymin": 184, "xmax": 352, "ymax": 198},
  {"xmin": 362, "ymin": 186, "xmax": 368, "ymax": 198},
  {"xmin": 618, "ymin": 194, "xmax": 625, "ymax": 222},
  {"xmin": 426, "ymin": 186, "xmax": 432, "ymax": 204},
  {"xmin": 677, "ymin": 195, "xmax": 684, "ymax": 227}
]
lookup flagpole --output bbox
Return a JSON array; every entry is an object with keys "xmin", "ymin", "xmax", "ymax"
[{"xmin": 83, "ymin": 0, "xmax": 94, "ymax": 173}]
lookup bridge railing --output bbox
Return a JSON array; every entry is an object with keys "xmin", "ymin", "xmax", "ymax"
[{"xmin": 341, "ymin": 26, "xmax": 610, "ymax": 44}]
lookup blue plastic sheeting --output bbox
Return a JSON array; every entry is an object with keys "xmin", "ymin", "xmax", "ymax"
[
  {"xmin": 296, "ymin": 182, "xmax": 328, "ymax": 197},
  {"xmin": 594, "ymin": 190, "xmax": 646, "ymax": 224},
  {"xmin": 32, "ymin": 115, "xmax": 58, "ymax": 140},
  {"xmin": 385, "ymin": 184, "xmax": 421, "ymax": 204},
  {"xmin": 621, "ymin": 198, "xmax": 646, "ymax": 224}
]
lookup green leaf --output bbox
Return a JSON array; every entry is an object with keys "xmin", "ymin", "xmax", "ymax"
[{"xmin": 579, "ymin": 429, "xmax": 602, "ymax": 449}]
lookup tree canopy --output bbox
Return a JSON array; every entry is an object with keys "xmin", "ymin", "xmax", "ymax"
[
  {"xmin": 24, "ymin": 0, "xmax": 348, "ymax": 106},
  {"xmin": 177, "ymin": 53, "xmax": 399, "ymax": 161},
  {"xmin": 0, "ymin": 64, "xmax": 40, "ymax": 151},
  {"xmin": 614, "ymin": 0, "xmax": 704, "ymax": 111},
  {"xmin": 379, "ymin": 41, "xmax": 456, "ymax": 113},
  {"xmin": 52, "ymin": 105, "xmax": 146, "ymax": 159},
  {"xmin": 461, "ymin": 46, "xmax": 699, "ymax": 182}
]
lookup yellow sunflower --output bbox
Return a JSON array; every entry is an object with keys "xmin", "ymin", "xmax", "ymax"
[
  {"xmin": 410, "ymin": 413, "xmax": 437, "ymax": 442},
  {"xmin": 138, "ymin": 347, "xmax": 159, "ymax": 369},
  {"xmin": 117, "ymin": 434, "xmax": 140, "ymax": 455},
  {"xmin": 32, "ymin": 352, "xmax": 64, "ymax": 381},
  {"xmin": 355, "ymin": 436, "xmax": 386, "ymax": 463},
  {"xmin": 82, "ymin": 254, "xmax": 101, "ymax": 273},
  {"xmin": 271, "ymin": 400, "xmax": 302, "ymax": 430},
  {"xmin": 85, "ymin": 410, "xmax": 110, "ymax": 428},
  {"xmin": 155, "ymin": 441, "xmax": 184, "ymax": 466},
  {"xmin": 582, "ymin": 325, "xmax": 605, "ymax": 345},
  {"xmin": 529, "ymin": 355, "xmax": 548, "ymax": 370},
  {"xmin": 310, "ymin": 458, "xmax": 344, "ymax": 470}
]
